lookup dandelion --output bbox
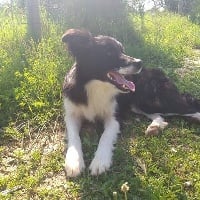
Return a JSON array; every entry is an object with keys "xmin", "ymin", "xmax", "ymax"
[{"xmin": 121, "ymin": 182, "xmax": 129, "ymax": 200}]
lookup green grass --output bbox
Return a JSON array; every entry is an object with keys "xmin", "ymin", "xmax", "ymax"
[
  {"xmin": 127, "ymin": 12, "xmax": 200, "ymax": 69},
  {"xmin": 0, "ymin": 6, "xmax": 27, "ymax": 127},
  {"xmin": 1, "ymin": 120, "xmax": 199, "ymax": 199},
  {"xmin": 0, "ymin": 6, "xmax": 200, "ymax": 200}
]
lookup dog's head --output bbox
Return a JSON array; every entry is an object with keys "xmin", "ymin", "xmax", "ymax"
[{"xmin": 62, "ymin": 29, "xmax": 142, "ymax": 92}]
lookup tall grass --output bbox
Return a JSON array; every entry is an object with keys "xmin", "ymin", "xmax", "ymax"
[
  {"xmin": 0, "ymin": 6, "xmax": 70, "ymax": 137},
  {"xmin": 14, "ymin": 36, "xmax": 69, "ymax": 127},
  {"xmin": 127, "ymin": 12, "xmax": 200, "ymax": 69},
  {"xmin": 0, "ymin": 6, "xmax": 27, "ymax": 127},
  {"xmin": 1, "ymin": 8, "xmax": 200, "ymax": 135}
]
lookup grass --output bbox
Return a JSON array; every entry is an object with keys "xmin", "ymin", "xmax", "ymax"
[
  {"xmin": 0, "ymin": 6, "xmax": 200, "ymax": 200},
  {"xmin": 127, "ymin": 12, "xmax": 200, "ymax": 69},
  {"xmin": 1, "ymin": 119, "xmax": 199, "ymax": 199}
]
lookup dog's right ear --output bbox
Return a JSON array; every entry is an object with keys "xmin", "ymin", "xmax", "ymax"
[{"xmin": 62, "ymin": 29, "xmax": 93, "ymax": 57}]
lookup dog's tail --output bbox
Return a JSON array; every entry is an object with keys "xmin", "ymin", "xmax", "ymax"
[{"xmin": 183, "ymin": 93, "xmax": 200, "ymax": 112}]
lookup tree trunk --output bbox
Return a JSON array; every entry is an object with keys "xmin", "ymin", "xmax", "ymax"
[{"xmin": 26, "ymin": 0, "xmax": 41, "ymax": 41}]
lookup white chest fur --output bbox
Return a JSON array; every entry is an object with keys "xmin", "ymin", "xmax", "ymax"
[{"xmin": 64, "ymin": 80, "xmax": 120, "ymax": 121}]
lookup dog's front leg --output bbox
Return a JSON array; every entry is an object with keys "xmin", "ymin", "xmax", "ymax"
[
  {"xmin": 65, "ymin": 115, "xmax": 85, "ymax": 177},
  {"xmin": 89, "ymin": 117, "xmax": 120, "ymax": 175}
]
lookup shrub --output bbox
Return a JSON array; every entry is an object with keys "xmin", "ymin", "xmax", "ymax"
[
  {"xmin": 0, "ymin": 6, "xmax": 27, "ymax": 127},
  {"xmin": 15, "ymin": 36, "xmax": 71, "ymax": 126},
  {"xmin": 0, "ymin": 6, "xmax": 71, "ymax": 135}
]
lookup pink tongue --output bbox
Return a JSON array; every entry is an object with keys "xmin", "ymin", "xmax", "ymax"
[{"xmin": 108, "ymin": 71, "xmax": 135, "ymax": 92}]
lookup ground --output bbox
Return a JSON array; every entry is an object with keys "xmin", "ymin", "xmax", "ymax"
[{"xmin": 0, "ymin": 50, "xmax": 200, "ymax": 200}]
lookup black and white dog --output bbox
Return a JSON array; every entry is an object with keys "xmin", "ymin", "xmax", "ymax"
[{"xmin": 62, "ymin": 29, "xmax": 200, "ymax": 177}]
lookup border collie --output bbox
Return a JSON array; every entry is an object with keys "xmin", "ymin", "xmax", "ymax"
[{"xmin": 62, "ymin": 29, "xmax": 200, "ymax": 177}]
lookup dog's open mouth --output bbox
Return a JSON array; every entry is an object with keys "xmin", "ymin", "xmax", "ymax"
[{"xmin": 107, "ymin": 71, "xmax": 135, "ymax": 92}]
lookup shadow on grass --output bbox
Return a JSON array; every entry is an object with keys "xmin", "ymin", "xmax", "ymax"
[
  {"xmin": 65, "ymin": 120, "xmax": 157, "ymax": 200},
  {"xmin": 65, "ymin": 114, "xmax": 200, "ymax": 199}
]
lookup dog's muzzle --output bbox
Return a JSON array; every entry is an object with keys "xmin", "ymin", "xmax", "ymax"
[
  {"xmin": 107, "ymin": 70, "xmax": 135, "ymax": 92},
  {"xmin": 107, "ymin": 55, "xmax": 142, "ymax": 92}
]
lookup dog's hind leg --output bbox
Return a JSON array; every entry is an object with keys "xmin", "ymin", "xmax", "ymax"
[
  {"xmin": 183, "ymin": 112, "xmax": 200, "ymax": 122},
  {"xmin": 144, "ymin": 114, "xmax": 168, "ymax": 136},
  {"xmin": 131, "ymin": 106, "xmax": 168, "ymax": 136}
]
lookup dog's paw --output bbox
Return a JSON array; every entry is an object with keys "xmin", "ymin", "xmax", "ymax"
[
  {"xmin": 145, "ymin": 125, "xmax": 161, "ymax": 136},
  {"xmin": 65, "ymin": 147, "xmax": 85, "ymax": 177},
  {"xmin": 89, "ymin": 154, "xmax": 112, "ymax": 176},
  {"xmin": 145, "ymin": 121, "xmax": 168, "ymax": 136}
]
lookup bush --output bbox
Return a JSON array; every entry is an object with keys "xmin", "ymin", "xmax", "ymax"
[
  {"xmin": 0, "ymin": 6, "xmax": 71, "ymax": 134},
  {"xmin": 0, "ymin": 6, "xmax": 27, "ymax": 127},
  {"xmin": 42, "ymin": 0, "xmax": 134, "ymax": 44},
  {"xmin": 15, "ymin": 36, "xmax": 70, "ymax": 126}
]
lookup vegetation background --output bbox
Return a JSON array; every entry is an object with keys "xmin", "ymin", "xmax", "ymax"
[{"xmin": 0, "ymin": 0, "xmax": 200, "ymax": 199}]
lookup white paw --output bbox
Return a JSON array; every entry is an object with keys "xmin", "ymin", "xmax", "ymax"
[
  {"xmin": 89, "ymin": 153, "xmax": 112, "ymax": 175},
  {"xmin": 65, "ymin": 147, "xmax": 85, "ymax": 177},
  {"xmin": 145, "ymin": 121, "xmax": 168, "ymax": 136}
]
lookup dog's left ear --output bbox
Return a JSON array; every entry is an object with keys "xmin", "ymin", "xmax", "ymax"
[{"xmin": 62, "ymin": 29, "xmax": 93, "ymax": 57}]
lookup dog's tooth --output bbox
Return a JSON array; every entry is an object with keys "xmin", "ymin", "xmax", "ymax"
[{"xmin": 108, "ymin": 74, "xmax": 112, "ymax": 79}]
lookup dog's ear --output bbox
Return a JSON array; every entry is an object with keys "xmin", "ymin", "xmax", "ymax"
[{"xmin": 62, "ymin": 29, "xmax": 93, "ymax": 57}]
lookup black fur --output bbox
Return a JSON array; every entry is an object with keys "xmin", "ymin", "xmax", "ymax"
[
  {"xmin": 118, "ymin": 68, "xmax": 200, "ymax": 115},
  {"xmin": 62, "ymin": 29, "xmax": 142, "ymax": 105},
  {"xmin": 62, "ymin": 29, "xmax": 200, "ymax": 120}
]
